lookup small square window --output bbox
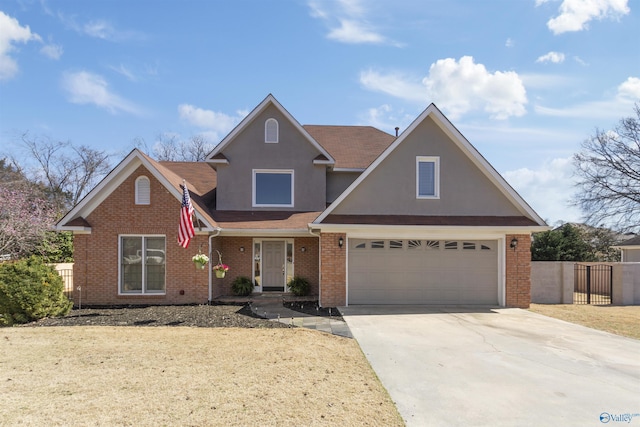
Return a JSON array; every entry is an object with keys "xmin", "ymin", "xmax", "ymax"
[{"xmin": 416, "ymin": 156, "xmax": 440, "ymax": 199}]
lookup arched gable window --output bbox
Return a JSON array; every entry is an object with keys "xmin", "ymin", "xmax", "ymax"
[
  {"xmin": 265, "ymin": 118, "xmax": 278, "ymax": 143},
  {"xmin": 135, "ymin": 176, "xmax": 150, "ymax": 205}
]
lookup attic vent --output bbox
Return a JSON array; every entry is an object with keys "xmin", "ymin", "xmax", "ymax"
[
  {"xmin": 265, "ymin": 118, "xmax": 279, "ymax": 143},
  {"xmin": 135, "ymin": 176, "xmax": 150, "ymax": 205}
]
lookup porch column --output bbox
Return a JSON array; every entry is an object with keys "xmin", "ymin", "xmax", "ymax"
[
  {"xmin": 505, "ymin": 234, "xmax": 532, "ymax": 308},
  {"xmin": 319, "ymin": 232, "xmax": 346, "ymax": 307}
]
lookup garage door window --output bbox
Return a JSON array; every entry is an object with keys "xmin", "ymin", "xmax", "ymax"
[
  {"xmin": 390, "ymin": 240, "xmax": 403, "ymax": 249},
  {"xmin": 371, "ymin": 240, "xmax": 385, "ymax": 249},
  {"xmin": 445, "ymin": 241, "xmax": 458, "ymax": 250}
]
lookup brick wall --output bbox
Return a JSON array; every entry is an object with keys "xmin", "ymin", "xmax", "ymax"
[
  {"xmin": 505, "ymin": 234, "xmax": 532, "ymax": 308},
  {"xmin": 211, "ymin": 236, "xmax": 320, "ymax": 297},
  {"xmin": 73, "ymin": 165, "xmax": 210, "ymax": 306},
  {"xmin": 319, "ymin": 232, "xmax": 346, "ymax": 307}
]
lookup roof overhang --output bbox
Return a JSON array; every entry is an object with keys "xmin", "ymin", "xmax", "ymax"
[{"xmin": 309, "ymin": 223, "xmax": 549, "ymax": 238}]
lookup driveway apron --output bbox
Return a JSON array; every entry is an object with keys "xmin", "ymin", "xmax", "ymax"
[{"xmin": 340, "ymin": 306, "xmax": 640, "ymax": 427}]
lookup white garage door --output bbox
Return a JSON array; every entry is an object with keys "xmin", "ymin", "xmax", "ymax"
[{"xmin": 348, "ymin": 239, "xmax": 498, "ymax": 305}]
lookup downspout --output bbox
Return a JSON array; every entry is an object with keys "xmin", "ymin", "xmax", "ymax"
[
  {"xmin": 208, "ymin": 228, "xmax": 221, "ymax": 303},
  {"xmin": 308, "ymin": 226, "xmax": 321, "ymax": 305}
]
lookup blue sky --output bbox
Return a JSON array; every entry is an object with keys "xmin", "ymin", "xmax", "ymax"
[{"xmin": 1, "ymin": 0, "xmax": 638, "ymax": 226}]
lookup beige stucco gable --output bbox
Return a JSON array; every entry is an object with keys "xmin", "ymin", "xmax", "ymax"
[
  {"xmin": 315, "ymin": 104, "xmax": 546, "ymax": 226},
  {"xmin": 330, "ymin": 115, "xmax": 521, "ymax": 217},
  {"xmin": 212, "ymin": 101, "xmax": 329, "ymax": 211}
]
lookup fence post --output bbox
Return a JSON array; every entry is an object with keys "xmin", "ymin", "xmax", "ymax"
[{"xmin": 586, "ymin": 265, "xmax": 591, "ymax": 304}]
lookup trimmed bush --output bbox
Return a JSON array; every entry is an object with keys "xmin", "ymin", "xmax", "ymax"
[
  {"xmin": 231, "ymin": 276, "xmax": 253, "ymax": 296},
  {"xmin": 287, "ymin": 276, "xmax": 310, "ymax": 296},
  {"xmin": 0, "ymin": 257, "xmax": 72, "ymax": 326}
]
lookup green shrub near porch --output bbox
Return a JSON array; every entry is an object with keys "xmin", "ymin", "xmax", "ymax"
[
  {"xmin": 0, "ymin": 257, "xmax": 72, "ymax": 326},
  {"xmin": 287, "ymin": 276, "xmax": 310, "ymax": 296},
  {"xmin": 231, "ymin": 276, "xmax": 253, "ymax": 296}
]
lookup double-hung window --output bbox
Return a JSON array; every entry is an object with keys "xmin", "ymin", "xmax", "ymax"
[
  {"xmin": 120, "ymin": 235, "xmax": 166, "ymax": 294},
  {"xmin": 416, "ymin": 156, "xmax": 440, "ymax": 199},
  {"xmin": 253, "ymin": 169, "xmax": 294, "ymax": 207}
]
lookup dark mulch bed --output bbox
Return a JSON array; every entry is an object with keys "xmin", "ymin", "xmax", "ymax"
[{"xmin": 18, "ymin": 303, "xmax": 341, "ymax": 328}]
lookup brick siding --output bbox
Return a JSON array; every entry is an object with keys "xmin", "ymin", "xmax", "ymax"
[
  {"xmin": 319, "ymin": 232, "xmax": 346, "ymax": 307},
  {"xmin": 72, "ymin": 166, "xmax": 209, "ymax": 306},
  {"xmin": 505, "ymin": 234, "xmax": 532, "ymax": 308}
]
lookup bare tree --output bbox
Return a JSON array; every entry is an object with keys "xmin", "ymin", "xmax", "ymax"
[
  {"xmin": 20, "ymin": 134, "xmax": 112, "ymax": 211},
  {"xmin": 573, "ymin": 104, "xmax": 640, "ymax": 233},
  {"xmin": 153, "ymin": 133, "xmax": 214, "ymax": 162}
]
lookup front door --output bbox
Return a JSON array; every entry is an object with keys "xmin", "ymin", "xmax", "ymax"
[{"xmin": 262, "ymin": 240, "xmax": 285, "ymax": 291}]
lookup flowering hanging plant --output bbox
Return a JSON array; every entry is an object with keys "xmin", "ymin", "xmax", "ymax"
[
  {"xmin": 213, "ymin": 263, "xmax": 229, "ymax": 272},
  {"xmin": 192, "ymin": 253, "xmax": 209, "ymax": 264},
  {"xmin": 212, "ymin": 250, "xmax": 229, "ymax": 272}
]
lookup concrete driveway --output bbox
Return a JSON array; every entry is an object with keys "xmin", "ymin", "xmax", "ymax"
[{"xmin": 340, "ymin": 306, "xmax": 640, "ymax": 427}]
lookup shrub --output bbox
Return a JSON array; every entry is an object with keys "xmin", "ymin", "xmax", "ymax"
[
  {"xmin": 287, "ymin": 276, "xmax": 310, "ymax": 296},
  {"xmin": 231, "ymin": 276, "xmax": 253, "ymax": 296},
  {"xmin": 0, "ymin": 257, "xmax": 72, "ymax": 326}
]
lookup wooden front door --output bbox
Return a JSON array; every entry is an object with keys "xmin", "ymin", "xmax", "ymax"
[{"xmin": 262, "ymin": 241, "xmax": 285, "ymax": 291}]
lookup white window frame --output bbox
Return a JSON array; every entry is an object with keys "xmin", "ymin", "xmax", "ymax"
[
  {"xmin": 135, "ymin": 176, "xmax": 150, "ymax": 205},
  {"xmin": 416, "ymin": 156, "xmax": 440, "ymax": 199},
  {"xmin": 265, "ymin": 118, "xmax": 279, "ymax": 143},
  {"xmin": 252, "ymin": 169, "xmax": 294, "ymax": 207},
  {"xmin": 118, "ymin": 234, "xmax": 166, "ymax": 295}
]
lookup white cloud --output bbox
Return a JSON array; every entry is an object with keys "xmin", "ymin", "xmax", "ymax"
[
  {"xmin": 328, "ymin": 19, "xmax": 384, "ymax": 44},
  {"xmin": 308, "ymin": 0, "xmax": 394, "ymax": 45},
  {"xmin": 61, "ymin": 70, "xmax": 144, "ymax": 115},
  {"xmin": 617, "ymin": 77, "xmax": 640, "ymax": 100},
  {"xmin": 422, "ymin": 56, "xmax": 528, "ymax": 120},
  {"xmin": 57, "ymin": 12, "xmax": 144, "ymax": 42},
  {"xmin": 357, "ymin": 104, "xmax": 414, "ymax": 135},
  {"xmin": 503, "ymin": 157, "xmax": 582, "ymax": 224},
  {"xmin": 109, "ymin": 64, "xmax": 136, "ymax": 81},
  {"xmin": 535, "ymin": 76, "xmax": 640, "ymax": 119},
  {"xmin": 0, "ymin": 11, "xmax": 41, "ymax": 80},
  {"xmin": 536, "ymin": 51, "xmax": 565, "ymax": 63},
  {"xmin": 40, "ymin": 43, "xmax": 63, "ymax": 60},
  {"xmin": 547, "ymin": 0, "xmax": 630, "ymax": 34},
  {"xmin": 359, "ymin": 69, "xmax": 426, "ymax": 103},
  {"xmin": 505, "ymin": 38, "xmax": 515, "ymax": 48},
  {"xmin": 360, "ymin": 57, "xmax": 528, "ymax": 120},
  {"xmin": 178, "ymin": 104, "xmax": 246, "ymax": 140}
]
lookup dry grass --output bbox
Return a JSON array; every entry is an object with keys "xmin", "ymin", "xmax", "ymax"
[
  {"xmin": 0, "ymin": 327, "xmax": 404, "ymax": 426},
  {"xmin": 529, "ymin": 304, "xmax": 640, "ymax": 340}
]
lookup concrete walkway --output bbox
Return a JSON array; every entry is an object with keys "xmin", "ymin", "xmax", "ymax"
[
  {"xmin": 247, "ymin": 297, "xmax": 352, "ymax": 338},
  {"xmin": 340, "ymin": 305, "xmax": 640, "ymax": 427}
]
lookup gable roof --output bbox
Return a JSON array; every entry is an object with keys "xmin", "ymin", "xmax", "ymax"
[
  {"xmin": 56, "ymin": 149, "xmax": 219, "ymax": 232},
  {"xmin": 206, "ymin": 94, "xmax": 335, "ymax": 166},
  {"xmin": 314, "ymin": 103, "xmax": 547, "ymax": 227},
  {"xmin": 303, "ymin": 125, "xmax": 396, "ymax": 170}
]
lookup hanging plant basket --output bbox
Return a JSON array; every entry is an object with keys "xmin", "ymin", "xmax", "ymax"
[
  {"xmin": 213, "ymin": 250, "xmax": 229, "ymax": 279},
  {"xmin": 192, "ymin": 252, "xmax": 209, "ymax": 271}
]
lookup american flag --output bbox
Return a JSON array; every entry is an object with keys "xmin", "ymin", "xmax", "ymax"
[{"xmin": 178, "ymin": 181, "xmax": 195, "ymax": 248}]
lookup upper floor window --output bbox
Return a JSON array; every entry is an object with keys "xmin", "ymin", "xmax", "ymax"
[
  {"xmin": 135, "ymin": 176, "xmax": 150, "ymax": 205},
  {"xmin": 416, "ymin": 156, "xmax": 440, "ymax": 199},
  {"xmin": 253, "ymin": 169, "xmax": 294, "ymax": 207},
  {"xmin": 265, "ymin": 118, "xmax": 279, "ymax": 143}
]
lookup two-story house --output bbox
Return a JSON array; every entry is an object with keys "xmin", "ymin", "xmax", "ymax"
[{"xmin": 57, "ymin": 94, "xmax": 547, "ymax": 308}]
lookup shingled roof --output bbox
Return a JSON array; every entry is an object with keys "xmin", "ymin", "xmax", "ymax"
[{"xmin": 303, "ymin": 125, "xmax": 396, "ymax": 170}]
